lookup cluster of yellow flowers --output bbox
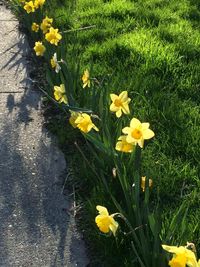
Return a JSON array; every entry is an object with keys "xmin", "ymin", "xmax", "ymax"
[
  {"xmin": 23, "ymin": 0, "xmax": 45, "ymax": 13},
  {"xmin": 20, "ymin": 1, "xmax": 199, "ymax": 265},
  {"xmin": 24, "ymin": 0, "xmax": 62, "ymax": 57},
  {"xmin": 33, "ymin": 17, "xmax": 62, "ymax": 56}
]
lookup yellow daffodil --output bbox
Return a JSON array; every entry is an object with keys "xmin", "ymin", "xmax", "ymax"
[
  {"xmin": 33, "ymin": 41, "xmax": 46, "ymax": 56},
  {"xmin": 141, "ymin": 176, "xmax": 153, "ymax": 192},
  {"xmin": 24, "ymin": 1, "xmax": 35, "ymax": 13},
  {"xmin": 40, "ymin": 16, "xmax": 53, "ymax": 34},
  {"xmin": 75, "ymin": 113, "xmax": 99, "ymax": 133},
  {"xmin": 53, "ymin": 84, "xmax": 68, "ymax": 104},
  {"xmin": 45, "ymin": 27, "xmax": 62, "ymax": 46},
  {"xmin": 162, "ymin": 244, "xmax": 200, "ymax": 267},
  {"xmin": 31, "ymin": 22, "xmax": 39, "ymax": 32},
  {"xmin": 50, "ymin": 53, "xmax": 61, "ymax": 73},
  {"xmin": 122, "ymin": 118, "xmax": 155, "ymax": 148},
  {"xmin": 82, "ymin": 69, "xmax": 90, "ymax": 88},
  {"xmin": 34, "ymin": 0, "xmax": 45, "ymax": 8},
  {"xmin": 95, "ymin": 205, "xmax": 118, "ymax": 236},
  {"xmin": 115, "ymin": 135, "xmax": 135, "ymax": 153},
  {"xmin": 69, "ymin": 111, "xmax": 80, "ymax": 128},
  {"xmin": 110, "ymin": 91, "xmax": 131, "ymax": 118}
]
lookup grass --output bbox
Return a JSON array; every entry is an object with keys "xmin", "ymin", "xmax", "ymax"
[
  {"xmin": 12, "ymin": 0, "xmax": 200, "ymax": 265},
  {"xmin": 46, "ymin": 0, "xmax": 200, "ymax": 264},
  {"xmin": 53, "ymin": 0, "xmax": 200, "ymax": 240}
]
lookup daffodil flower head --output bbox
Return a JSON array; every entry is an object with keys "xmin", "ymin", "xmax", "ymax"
[
  {"xmin": 141, "ymin": 176, "xmax": 153, "ymax": 192},
  {"xmin": 75, "ymin": 113, "xmax": 99, "ymax": 133},
  {"xmin": 95, "ymin": 205, "xmax": 118, "ymax": 236},
  {"xmin": 110, "ymin": 91, "xmax": 131, "ymax": 118},
  {"xmin": 122, "ymin": 118, "xmax": 155, "ymax": 148},
  {"xmin": 82, "ymin": 69, "xmax": 90, "ymax": 88},
  {"xmin": 162, "ymin": 244, "xmax": 200, "ymax": 267},
  {"xmin": 53, "ymin": 84, "xmax": 68, "ymax": 104},
  {"xmin": 50, "ymin": 53, "xmax": 61, "ymax": 73},
  {"xmin": 34, "ymin": 0, "xmax": 45, "ymax": 9},
  {"xmin": 40, "ymin": 16, "xmax": 53, "ymax": 34},
  {"xmin": 24, "ymin": 1, "xmax": 35, "ymax": 13},
  {"xmin": 33, "ymin": 41, "xmax": 46, "ymax": 56},
  {"xmin": 31, "ymin": 22, "xmax": 39, "ymax": 32},
  {"xmin": 45, "ymin": 27, "xmax": 62, "ymax": 46},
  {"xmin": 69, "ymin": 111, "xmax": 80, "ymax": 128},
  {"xmin": 115, "ymin": 135, "xmax": 135, "ymax": 153}
]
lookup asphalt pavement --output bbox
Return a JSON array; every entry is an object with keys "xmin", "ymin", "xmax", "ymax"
[{"xmin": 0, "ymin": 5, "xmax": 88, "ymax": 267}]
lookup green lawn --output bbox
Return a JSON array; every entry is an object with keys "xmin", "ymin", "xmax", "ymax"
[{"xmin": 44, "ymin": 0, "xmax": 200, "ymax": 265}]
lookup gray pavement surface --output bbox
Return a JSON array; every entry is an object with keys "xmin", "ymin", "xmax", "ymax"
[{"xmin": 0, "ymin": 5, "xmax": 89, "ymax": 267}]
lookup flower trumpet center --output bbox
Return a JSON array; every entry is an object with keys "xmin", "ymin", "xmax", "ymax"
[
  {"xmin": 96, "ymin": 216, "xmax": 112, "ymax": 233},
  {"xmin": 169, "ymin": 254, "xmax": 187, "ymax": 267},
  {"xmin": 122, "ymin": 143, "xmax": 133, "ymax": 152},
  {"xmin": 114, "ymin": 99, "xmax": 122, "ymax": 107},
  {"xmin": 131, "ymin": 129, "xmax": 142, "ymax": 139}
]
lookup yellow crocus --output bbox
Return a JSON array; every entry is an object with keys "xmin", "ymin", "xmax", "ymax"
[
  {"xmin": 162, "ymin": 244, "xmax": 200, "ymax": 267},
  {"xmin": 33, "ymin": 41, "xmax": 46, "ymax": 56},
  {"xmin": 53, "ymin": 84, "xmax": 68, "ymax": 104},
  {"xmin": 82, "ymin": 69, "xmax": 90, "ymax": 88},
  {"xmin": 95, "ymin": 205, "xmax": 118, "ymax": 236},
  {"xmin": 115, "ymin": 135, "xmax": 135, "ymax": 153},
  {"xmin": 45, "ymin": 27, "xmax": 62, "ymax": 46},
  {"xmin": 40, "ymin": 16, "xmax": 53, "ymax": 34},
  {"xmin": 122, "ymin": 118, "xmax": 155, "ymax": 148},
  {"xmin": 24, "ymin": 1, "xmax": 35, "ymax": 13},
  {"xmin": 110, "ymin": 91, "xmax": 131, "ymax": 118},
  {"xmin": 75, "ymin": 113, "xmax": 99, "ymax": 133},
  {"xmin": 141, "ymin": 176, "xmax": 153, "ymax": 192},
  {"xmin": 31, "ymin": 22, "xmax": 39, "ymax": 32},
  {"xmin": 34, "ymin": 0, "xmax": 45, "ymax": 8}
]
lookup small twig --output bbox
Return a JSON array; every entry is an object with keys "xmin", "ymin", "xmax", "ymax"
[
  {"xmin": 73, "ymin": 185, "xmax": 76, "ymax": 217},
  {"xmin": 62, "ymin": 25, "xmax": 96, "ymax": 33},
  {"xmin": 0, "ymin": 91, "xmax": 23, "ymax": 93},
  {"xmin": 123, "ymin": 224, "xmax": 148, "ymax": 236},
  {"xmin": 0, "ymin": 19, "xmax": 18, "ymax": 21}
]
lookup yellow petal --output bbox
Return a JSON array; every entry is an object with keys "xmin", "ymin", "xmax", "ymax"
[
  {"xmin": 60, "ymin": 84, "xmax": 65, "ymax": 93},
  {"xmin": 116, "ymin": 109, "xmax": 122, "ymax": 118},
  {"xmin": 141, "ymin": 122, "xmax": 150, "ymax": 130},
  {"xmin": 121, "ymin": 103, "xmax": 130, "ymax": 114},
  {"xmin": 92, "ymin": 124, "xmax": 99, "ymax": 132},
  {"xmin": 122, "ymin": 127, "xmax": 131, "ymax": 134},
  {"xmin": 137, "ymin": 138, "xmax": 144, "ymax": 148},
  {"xmin": 96, "ymin": 205, "xmax": 109, "ymax": 216},
  {"xmin": 119, "ymin": 91, "xmax": 128, "ymax": 101},
  {"xmin": 109, "ymin": 218, "xmax": 119, "ymax": 236},
  {"xmin": 126, "ymin": 135, "xmax": 135, "ymax": 144},
  {"xmin": 110, "ymin": 103, "xmax": 119, "ymax": 112},
  {"xmin": 110, "ymin": 94, "xmax": 118, "ymax": 102},
  {"xmin": 143, "ymin": 129, "xmax": 155, "ymax": 139},
  {"xmin": 130, "ymin": 118, "xmax": 141, "ymax": 128},
  {"xmin": 61, "ymin": 95, "xmax": 68, "ymax": 104},
  {"xmin": 162, "ymin": 245, "xmax": 186, "ymax": 255}
]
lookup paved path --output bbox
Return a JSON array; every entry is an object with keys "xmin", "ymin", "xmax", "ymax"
[{"xmin": 0, "ymin": 5, "xmax": 88, "ymax": 267}]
